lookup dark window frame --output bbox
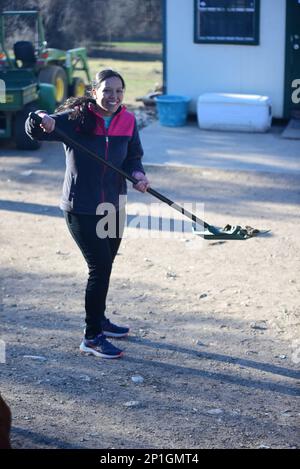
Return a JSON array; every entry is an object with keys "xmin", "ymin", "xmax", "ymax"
[{"xmin": 194, "ymin": 0, "xmax": 260, "ymax": 46}]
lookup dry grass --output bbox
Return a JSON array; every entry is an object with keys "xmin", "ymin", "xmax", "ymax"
[{"xmin": 85, "ymin": 57, "xmax": 162, "ymax": 107}]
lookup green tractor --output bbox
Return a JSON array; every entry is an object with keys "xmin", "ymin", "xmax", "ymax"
[{"xmin": 0, "ymin": 10, "xmax": 91, "ymax": 150}]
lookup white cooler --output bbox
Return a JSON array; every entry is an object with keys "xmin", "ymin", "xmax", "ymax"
[{"xmin": 197, "ymin": 93, "xmax": 272, "ymax": 132}]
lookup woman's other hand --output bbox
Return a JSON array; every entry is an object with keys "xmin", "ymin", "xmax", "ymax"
[{"xmin": 132, "ymin": 171, "xmax": 150, "ymax": 193}]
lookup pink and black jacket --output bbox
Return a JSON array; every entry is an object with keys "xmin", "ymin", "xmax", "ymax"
[{"xmin": 25, "ymin": 105, "xmax": 145, "ymax": 214}]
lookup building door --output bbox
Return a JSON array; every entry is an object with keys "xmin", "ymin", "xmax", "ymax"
[{"xmin": 284, "ymin": 0, "xmax": 300, "ymax": 118}]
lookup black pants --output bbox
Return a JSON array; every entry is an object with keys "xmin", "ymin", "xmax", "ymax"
[{"xmin": 64, "ymin": 210, "xmax": 125, "ymax": 338}]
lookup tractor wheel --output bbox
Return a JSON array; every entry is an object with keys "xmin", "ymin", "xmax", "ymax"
[
  {"xmin": 69, "ymin": 77, "xmax": 86, "ymax": 98},
  {"xmin": 14, "ymin": 104, "xmax": 42, "ymax": 151},
  {"xmin": 39, "ymin": 65, "xmax": 68, "ymax": 105}
]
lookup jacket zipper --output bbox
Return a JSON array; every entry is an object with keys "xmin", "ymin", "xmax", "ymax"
[{"xmin": 101, "ymin": 129, "xmax": 109, "ymax": 203}]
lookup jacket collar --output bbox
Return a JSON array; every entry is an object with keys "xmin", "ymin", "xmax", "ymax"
[{"xmin": 87, "ymin": 103, "xmax": 126, "ymax": 120}]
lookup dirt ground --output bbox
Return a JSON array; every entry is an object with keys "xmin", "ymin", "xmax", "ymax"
[{"xmin": 0, "ymin": 132, "xmax": 299, "ymax": 449}]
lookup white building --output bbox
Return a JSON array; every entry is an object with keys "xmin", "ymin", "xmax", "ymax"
[{"xmin": 163, "ymin": 0, "xmax": 300, "ymax": 119}]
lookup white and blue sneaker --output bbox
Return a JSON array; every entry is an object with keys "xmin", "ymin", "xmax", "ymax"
[{"xmin": 80, "ymin": 333, "xmax": 123, "ymax": 359}]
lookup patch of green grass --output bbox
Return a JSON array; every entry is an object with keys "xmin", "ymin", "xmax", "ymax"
[
  {"xmin": 86, "ymin": 58, "xmax": 162, "ymax": 107},
  {"xmin": 91, "ymin": 41, "xmax": 162, "ymax": 53}
]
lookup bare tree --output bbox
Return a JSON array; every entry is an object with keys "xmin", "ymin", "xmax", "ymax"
[
  {"xmin": 0, "ymin": 0, "xmax": 162, "ymax": 47},
  {"xmin": 96, "ymin": 0, "xmax": 162, "ymax": 41}
]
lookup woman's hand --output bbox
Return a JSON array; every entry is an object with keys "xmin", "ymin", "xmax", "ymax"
[
  {"xmin": 132, "ymin": 171, "xmax": 150, "ymax": 193},
  {"xmin": 37, "ymin": 113, "xmax": 56, "ymax": 133}
]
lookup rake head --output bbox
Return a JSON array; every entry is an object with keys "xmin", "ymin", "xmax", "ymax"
[{"xmin": 193, "ymin": 224, "xmax": 271, "ymax": 240}]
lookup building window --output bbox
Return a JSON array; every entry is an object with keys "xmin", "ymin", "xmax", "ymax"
[{"xmin": 194, "ymin": 0, "xmax": 260, "ymax": 45}]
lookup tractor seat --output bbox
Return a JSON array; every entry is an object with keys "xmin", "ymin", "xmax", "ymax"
[{"xmin": 13, "ymin": 41, "xmax": 36, "ymax": 67}]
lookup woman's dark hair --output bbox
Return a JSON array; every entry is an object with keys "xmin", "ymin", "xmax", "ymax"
[
  {"xmin": 56, "ymin": 69, "xmax": 126, "ymax": 133},
  {"xmin": 93, "ymin": 69, "xmax": 125, "ymax": 90}
]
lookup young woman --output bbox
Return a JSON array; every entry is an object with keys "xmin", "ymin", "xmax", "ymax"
[{"xmin": 26, "ymin": 69, "xmax": 149, "ymax": 359}]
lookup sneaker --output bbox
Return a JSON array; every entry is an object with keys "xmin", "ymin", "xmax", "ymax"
[
  {"xmin": 101, "ymin": 318, "xmax": 129, "ymax": 338},
  {"xmin": 79, "ymin": 333, "xmax": 123, "ymax": 359}
]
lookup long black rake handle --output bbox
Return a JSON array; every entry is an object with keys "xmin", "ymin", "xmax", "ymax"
[{"xmin": 30, "ymin": 112, "xmax": 220, "ymax": 235}]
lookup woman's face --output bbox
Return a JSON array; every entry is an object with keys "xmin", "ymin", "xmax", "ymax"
[{"xmin": 92, "ymin": 76, "xmax": 124, "ymax": 116}]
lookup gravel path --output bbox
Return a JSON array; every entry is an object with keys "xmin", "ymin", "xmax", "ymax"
[{"xmin": 0, "ymin": 138, "xmax": 299, "ymax": 449}]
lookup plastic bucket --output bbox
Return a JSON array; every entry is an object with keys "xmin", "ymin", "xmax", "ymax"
[{"xmin": 155, "ymin": 95, "xmax": 190, "ymax": 126}]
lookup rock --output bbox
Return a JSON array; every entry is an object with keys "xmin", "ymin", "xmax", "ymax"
[
  {"xmin": 131, "ymin": 375, "xmax": 144, "ymax": 384},
  {"xmin": 80, "ymin": 375, "xmax": 91, "ymax": 382},
  {"xmin": 166, "ymin": 271, "xmax": 177, "ymax": 278},
  {"xmin": 250, "ymin": 321, "xmax": 268, "ymax": 330},
  {"xmin": 143, "ymin": 258, "xmax": 153, "ymax": 267},
  {"xmin": 23, "ymin": 355, "xmax": 47, "ymax": 361},
  {"xmin": 20, "ymin": 170, "xmax": 33, "ymax": 176},
  {"xmin": 199, "ymin": 293, "xmax": 208, "ymax": 299},
  {"xmin": 207, "ymin": 408, "xmax": 223, "ymax": 415},
  {"xmin": 123, "ymin": 400, "xmax": 140, "ymax": 408},
  {"xmin": 195, "ymin": 340, "xmax": 205, "ymax": 346},
  {"xmin": 55, "ymin": 250, "xmax": 70, "ymax": 256}
]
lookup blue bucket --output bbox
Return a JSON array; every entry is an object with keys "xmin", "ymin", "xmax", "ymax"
[{"xmin": 155, "ymin": 95, "xmax": 190, "ymax": 127}]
